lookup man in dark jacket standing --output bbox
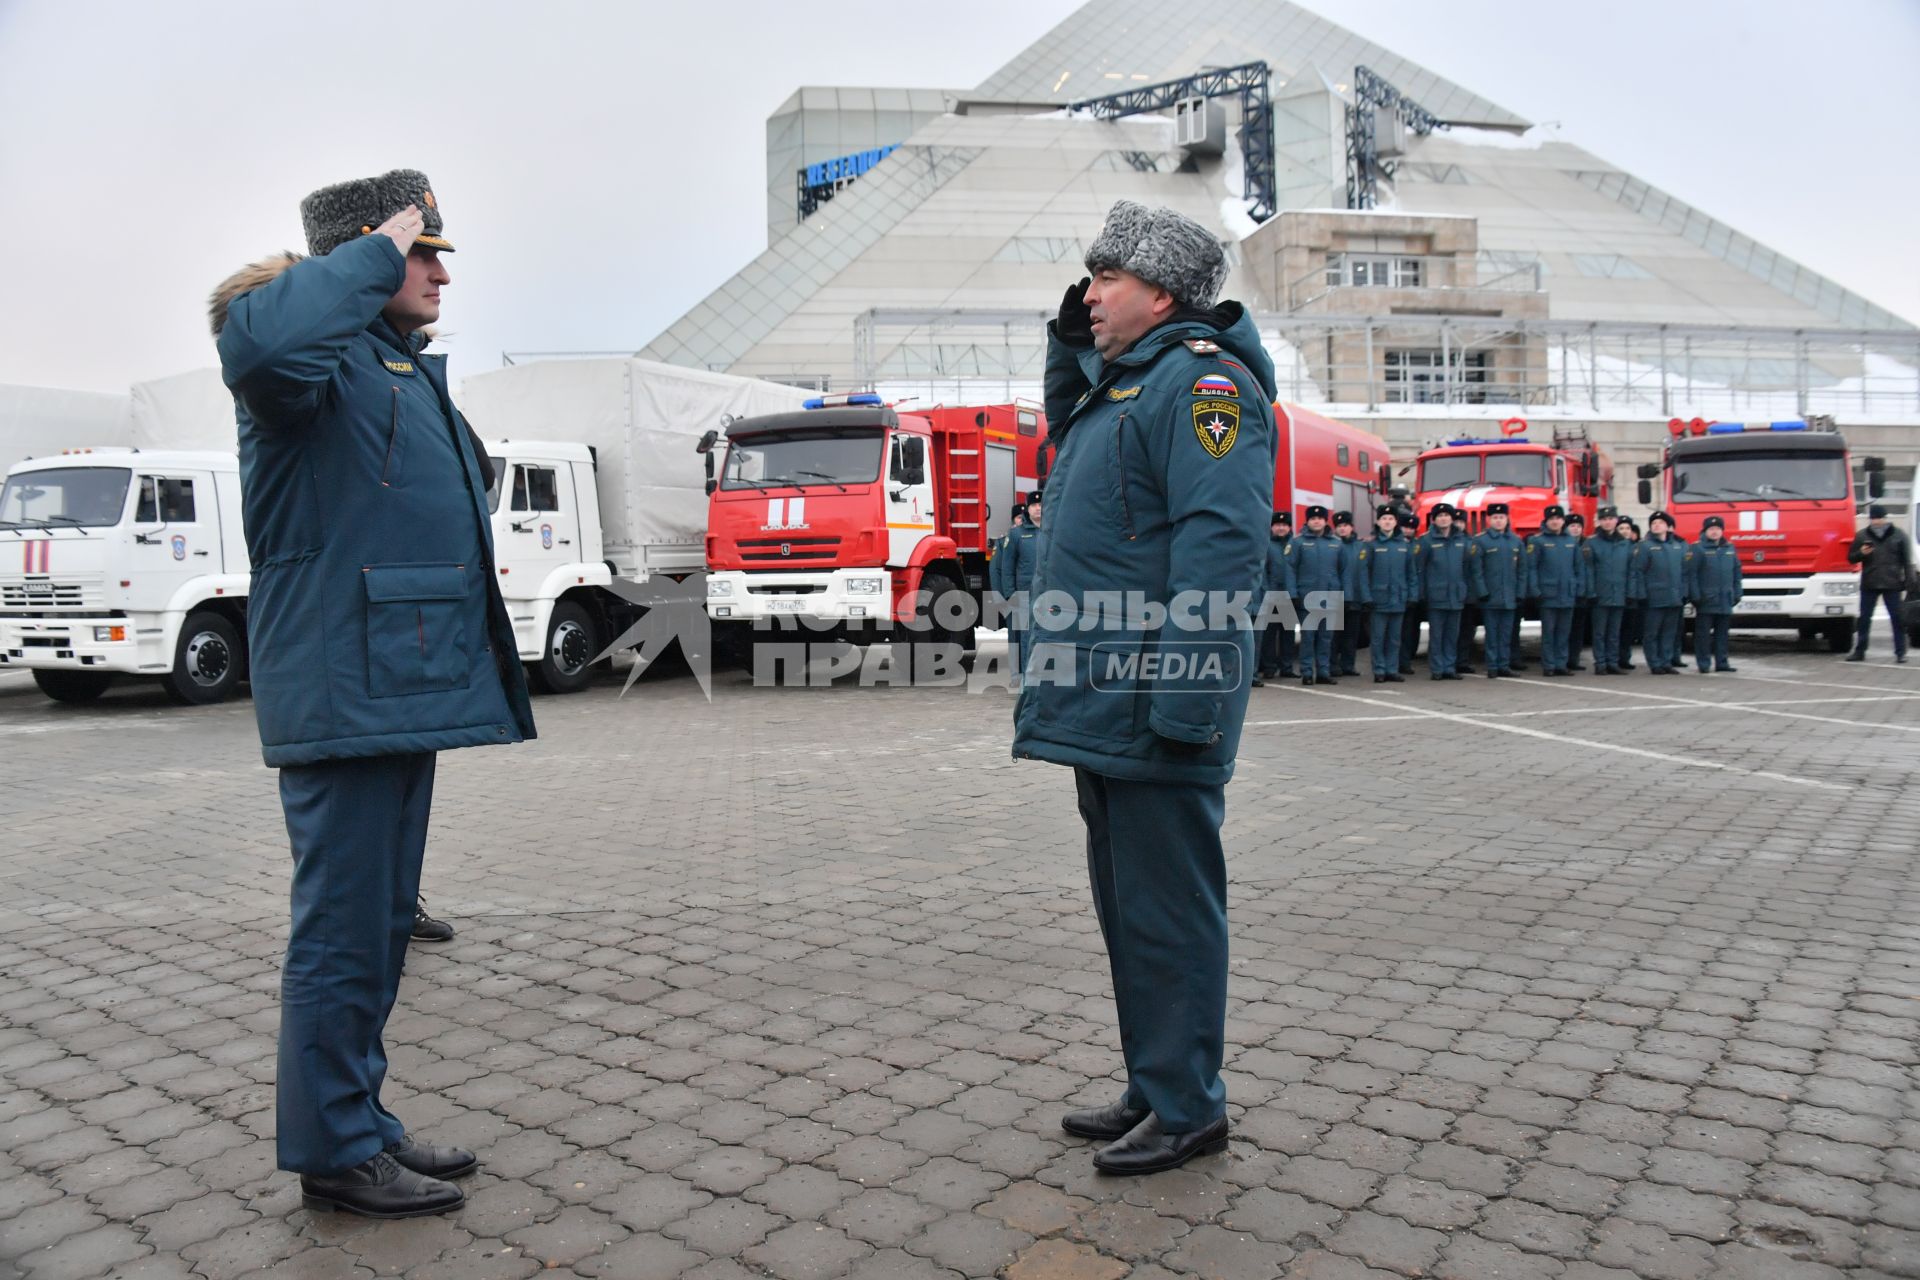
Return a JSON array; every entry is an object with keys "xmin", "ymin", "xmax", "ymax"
[
  {"xmin": 213, "ymin": 171, "xmax": 535, "ymax": 1218},
  {"xmin": 1356, "ymin": 506, "xmax": 1415, "ymax": 682},
  {"xmin": 1018, "ymin": 200, "xmax": 1272, "ymax": 1175},
  {"xmin": 1526, "ymin": 504, "xmax": 1587, "ymax": 676},
  {"xmin": 1331, "ymin": 510, "xmax": 1364, "ymax": 675},
  {"xmin": 1565, "ymin": 512, "xmax": 1591, "ymax": 671},
  {"xmin": 1469, "ymin": 502, "xmax": 1525, "ymax": 677},
  {"xmin": 1256, "ymin": 511, "xmax": 1297, "ymax": 684},
  {"xmin": 1414, "ymin": 503, "xmax": 1469, "ymax": 679},
  {"xmin": 1288, "ymin": 506, "xmax": 1349, "ymax": 686},
  {"xmin": 1632, "ymin": 511, "xmax": 1692, "ymax": 674},
  {"xmin": 1846, "ymin": 504, "xmax": 1911, "ymax": 663},
  {"xmin": 991, "ymin": 490, "xmax": 1043, "ymax": 676},
  {"xmin": 1585, "ymin": 507, "xmax": 1634, "ymax": 674},
  {"xmin": 1689, "ymin": 515, "xmax": 1743, "ymax": 672}
]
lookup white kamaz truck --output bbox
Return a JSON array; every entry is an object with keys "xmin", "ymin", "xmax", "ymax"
[{"xmin": 1, "ymin": 359, "xmax": 804, "ymax": 703}]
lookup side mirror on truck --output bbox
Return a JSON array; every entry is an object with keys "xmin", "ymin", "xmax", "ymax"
[
  {"xmin": 697, "ymin": 429, "xmax": 719, "ymax": 495},
  {"xmin": 1870, "ymin": 472, "xmax": 1887, "ymax": 499},
  {"xmin": 1636, "ymin": 462, "xmax": 1658, "ymax": 480},
  {"xmin": 1637, "ymin": 479, "xmax": 1652, "ymax": 506}
]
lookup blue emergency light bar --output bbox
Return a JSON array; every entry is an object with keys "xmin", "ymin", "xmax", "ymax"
[
  {"xmin": 803, "ymin": 393, "xmax": 884, "ymax": 410},
  {"xmin": 1706, "ymin": 421, "xmax": 1806, "ymax": 434},
  {"xmin": 1444, "ymin": 438, "xmax": 1532, "ymax": 447}
]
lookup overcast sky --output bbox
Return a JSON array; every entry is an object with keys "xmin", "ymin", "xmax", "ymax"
[{"xmin": 1, "ymin": 0, "xmax": 1914, "ymax": 394}]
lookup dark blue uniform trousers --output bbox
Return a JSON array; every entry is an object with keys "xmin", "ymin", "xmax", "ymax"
[
  {"xmin": 1481, "ymin": 607, "xmax": 1515, "ymax": 671},
  {"xmin": 1695, "ymin": 612, "xmax": 1733, "ymax": 670},
  {"xmin": 1644, "ymin": 606, "xmax": 1683, "ymax": 671},
  {"xmin": 1074, "ymin": 769, "xmax": 1227, "ymax": 1133},
  {"xmin": 1592, "ymin": 605, "xmax": 1625, "ymax": 669},
  {"xmin": 1856, "ymin": 589, "xmax": 1908, "ymax": 657},
  {"xmin": 1540, "ymin": 606, "xmax": 1574, "ymax": 672},
  {"xmin": 1426, "ymin": 608, "xmax": 1461, "ymax": 676},
  {"xmin": 1301, "ymin": 620, "xmax": 1336, "ymax": 678},
  {"xmin": 277, "ymin": 752, "xmax": 436, "ymax": 1174},
  {"xmin": 1369, "ymin": 610, "xmax": 1404, "ymax": 678},
  {"xmin": 1258, "ymin": 619, "xmax": 1297, "ymax": 677},
  {"xmin": 1337, "ymin": 605, "xmax": 1363, "ymax": 674}
]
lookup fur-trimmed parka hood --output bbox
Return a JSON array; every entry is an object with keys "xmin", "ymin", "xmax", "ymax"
[{"xmin": 207, "ymin": 252, "xmax": 302, "ymax": 337}]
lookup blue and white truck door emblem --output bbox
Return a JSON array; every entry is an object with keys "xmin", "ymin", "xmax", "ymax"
[
  {"xmin": 540, "ymin": 523, "xmax": 554, "ymax": 550},
  {"xmin": 170, "ymin": 535, "xmax": 187, "ymax": 561}
]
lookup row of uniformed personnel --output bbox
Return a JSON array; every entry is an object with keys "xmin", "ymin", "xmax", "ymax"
[{"xmin": 1262, "ymin": 501, "xmax": 1745, "ymax": 683}]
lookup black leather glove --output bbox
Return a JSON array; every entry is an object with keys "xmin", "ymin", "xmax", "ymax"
[{"xmin": 1056, "ymin": 277, "xmax": 1094, "ymax": 348}]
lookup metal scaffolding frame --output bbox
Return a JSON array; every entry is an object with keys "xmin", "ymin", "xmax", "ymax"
[
  {"xmin": 1068, "ymin": 61, "xmax": 1277, "ymax": 221},
  {"xmin": 1345, "ymin": 65, "xmax": 1446, "ymax": 211}
]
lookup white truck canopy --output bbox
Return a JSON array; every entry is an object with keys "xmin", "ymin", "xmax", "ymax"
[{"xmin": 459, "ymin": 358, "xmax": 809, "ymax": 563}]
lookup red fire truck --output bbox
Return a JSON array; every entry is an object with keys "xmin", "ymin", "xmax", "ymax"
[
  {"xmin": 1410, "ymin": 419, "xmax": 1615, "ymax": 536},
  {"xmin": 700, "ymin": 394, "xmax": 1047, "ymax": 670},
  {"xmin": 1274, "ymin": 403, "xmax": 1390, "ymax": 525},
  {"xmin": 1635, "ymin": 415, "xmax": 1881, "ymax": 652}
]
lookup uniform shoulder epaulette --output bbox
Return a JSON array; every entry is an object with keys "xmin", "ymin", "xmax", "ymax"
[{"xmin": 1183, "ymin": 338, "xmax": 1222, "ymax": 355}]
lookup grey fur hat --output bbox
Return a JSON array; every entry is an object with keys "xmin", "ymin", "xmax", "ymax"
[
  {"xmin": 299, "ymin": 168, "xmax": 454, "ymax": 257},
  {"xmin": 1083, "ymin": 200, "xmax": 1228, "ymax": 309}
]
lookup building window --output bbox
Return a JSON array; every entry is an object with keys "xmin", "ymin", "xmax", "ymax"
[
  {"xmin": 1328, "ymin": 255, "xmax": 1423, "ymax": 288},
  {"xmin": 1385, "ymin": 350, "xmax": 1490, "ymax": 405}
]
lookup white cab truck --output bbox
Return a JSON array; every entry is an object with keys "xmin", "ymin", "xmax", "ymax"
[
  {"xmin": 0, "ymin": 359, "xmax": 802, "ymax": 704},
  {"xmin": 0, "ymin": 449, "xmax": 250, "ymax": 703}
]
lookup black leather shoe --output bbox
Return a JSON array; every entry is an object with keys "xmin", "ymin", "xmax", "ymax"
[
  {"xmin": 1429, "ymin": 673, "xmax": 1443, "ymax": 681},
  {"xmin": 1301, "ymin": 675, "xmax": 1314, "ymax": 686},
  {"xmin": 1457, "ymin": 664, "xmax": 1476, "ymax": 674},
  {"xmin": 1486, "ymin": 670, "xmax": 1499, "ymax": 679},
  {"xmin": 1441, "ymin": 672, "xmax": 1462, "ymax": 680},
  {"xmin": 1062, "ymin": 1100, "xmax": 1151, "ymax": 1141},
  {"xmin": 1093, "ymin": 1114, "xmax": 1229, "ymax": 1176},
  {"xmin": 1374, "ymin": 675, "xmax": 1386, "ymax": 683},
  {"xmin": 387, "ymin": 1133, "xmax": 477, "ymax": 1180},
  {"xmin": 1716, "ymin": 665, "xmax": 1737, "ymax": 672},
  {"xmin": 300, "ymin": 1151, "xmax": 464, "ymax": 1219},
  {"xmin": 411, "ymin": 898, "xmax": 454, "ymax": 943},
  {"xmin": 1845, "ymin": 652, "xmax": 1866, "ymax": 662},
  {"xmin": 1320, "ymin": 676, "xmax": 1338, "ymax": 685},
  {"xmin": 1384, "ymin": 674, "xmax": 1405, "ymax": 683},
  {"xmin": 1250, "ymin": 677, "xmax": 1266, "ymax": 688},
  {"xmin": 1619, "ymin": 662, "xmax": 1636, "ymax": 671}
]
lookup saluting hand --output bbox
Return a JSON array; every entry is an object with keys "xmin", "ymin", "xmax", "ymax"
[{"xmin": 373, "ymin": 204, "xmax": 425, "ymax": 256}]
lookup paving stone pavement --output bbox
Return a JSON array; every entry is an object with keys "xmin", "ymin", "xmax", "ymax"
[{"xmin": 1, "ymin": 634, "xmax": 1918, "ymax": 1280}]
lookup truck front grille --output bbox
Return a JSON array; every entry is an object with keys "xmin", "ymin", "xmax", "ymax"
[
  {"xmin": 737, "ymin": 536, "xmax": 842, "ymax": 563},
  {"xmin": 1, "ymin": 579, "xmax": 98, "ymax": 608}
]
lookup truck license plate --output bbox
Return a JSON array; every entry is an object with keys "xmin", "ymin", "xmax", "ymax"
[
  {"xmin": 1743, "ymin": 601, "xmax": 1780, "ymax": 612},
  {"xmin": 768, "ymin": 599, "xmax": 804, "ymax": 613}
]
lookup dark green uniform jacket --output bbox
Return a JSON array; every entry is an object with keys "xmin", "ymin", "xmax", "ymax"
[
  {"xmin": 1355, "ymin": 530, "xmax": 1417, "ymax": 611},
  {"xmin": 1526, "ymin": 530, "xmax": 1589, "ymax": 607},
  {"xmin": 1584, "ymin": 530, "xmax": 1635, "ymax": 608},
  {"xmin": 216, "ymin": 235, "xmax": 535, "ymax": 767},
  {"xmin": 1413, "ymin": 528, "xmax": 1471, "ymax": 609},
  {"xmin": 1266, "ymin": 533, "xmax": 1294, "ymax": 597},
  {"xmin": 1630, "ymin": 534, "xmax": 1692, "ymax": 608},
  {"xmin": 1469, "ymin": 529, "xmax": 1526, "ymax": 609},
  {"xmin": 1688, "ymin": 539, "xmax": 1744, "ymax": 613},
  {"xmin": 1287, "ymin": 528, "xmax": 1350, "ymax": 596},
  {"xmin": 990, "ymin": 522, "xmax": 1040, "ymax": 599},
  {"xmin": 1014, "ymin": 304, "xmax": 1276, "ymax": 785}
]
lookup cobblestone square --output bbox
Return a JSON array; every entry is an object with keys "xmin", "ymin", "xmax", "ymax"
[{"xmin": 2, "ymin": 636, "xmax": 1917, "ymax": 1279}]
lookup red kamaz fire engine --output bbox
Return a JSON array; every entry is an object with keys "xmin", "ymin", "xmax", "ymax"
[
  {"xmin": 1636, "ymin": 414, "xmax": 1881, "ymax": 651},
  {"xmin": 1411, "ymin": 418, "xmax": 1615, "ymax": 536}
]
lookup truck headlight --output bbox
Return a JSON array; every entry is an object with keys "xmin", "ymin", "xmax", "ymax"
[
  {"xmin": 93, "ymin": 626, "xmax": 126, "ymax": 642},
  {"xmin": 847, "ymin": 577, "xmax": 885, "ymax": 596},
  {"xmin": 1823, "ymin": 581, "xmax": 1856, "ymax": 597},
  {"xmin": 708, "ymin": 579, "xmax": 734, "ymax": 598}
]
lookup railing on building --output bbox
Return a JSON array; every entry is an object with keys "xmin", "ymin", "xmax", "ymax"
[
  {"xmin": 850, "ymin": 309, "xmax": 1920, "ymax": 421},
  {"xmin": 1283, "ymin": 253, "xmax": 1545, "ymax": 312}
]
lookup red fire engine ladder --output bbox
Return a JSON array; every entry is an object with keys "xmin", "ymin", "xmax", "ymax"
[{"xmin": 938, "ymin": 426, "xmax": 987, "ymax": 558}]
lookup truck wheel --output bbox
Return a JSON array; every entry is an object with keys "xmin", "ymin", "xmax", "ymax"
[
  {"xmin": 1824, "ymin": 620, "xmax": 1854, "ymax": 654},
  {"xmin": 33, "ymin": 669, "xmax": 112, "ymax": 704},
  {"xmin": 164, "ymin": 612, "xmax": 245, "ymax": 704},
  {"xmin": 908, "ymin": 573, "xmax": 964, "ymax": 685},
  {"xmin": 532, "ymin": 601, "xmax": 600, "ymax": 694}
]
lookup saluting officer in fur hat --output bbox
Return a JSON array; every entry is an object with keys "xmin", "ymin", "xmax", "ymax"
[
  {"xmin": 1018, "ymin": 199, "xmax": 1274, "ymax": 1175},
  {"xmin": 211, "ymin": 170, "xmax": 534, "ymax": 1219}
]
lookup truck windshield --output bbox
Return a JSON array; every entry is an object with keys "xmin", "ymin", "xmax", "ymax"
[
  {"xmin": 722, "ymin": 429, "xmax": 882, "ymax": 490},
  {"xmin": 1484, "ymin": 454, "xmax": 1550, "ymax": 487},
  {"xmin": 1672, "ymin": 452, "xmax": 1847, "ymax": 502},
  {"xmin": 0, "ymin": 467, "xmax": 132, "ymax": 529},
  {"xmin": 1420, "ymin": 456, "xmax": 1481, "ymax": 490}
]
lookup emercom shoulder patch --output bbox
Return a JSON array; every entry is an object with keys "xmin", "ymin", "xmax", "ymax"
[
  {"xmin": 1183, "ymin": 338, "xmax": 1222, "ymax": 355},
  {"xmin": 1192, "ymin": 373, "xmax": 1237, "ymax": 397},
  {"xmin": 1191, "ymin": 399, "xmax": 1241, "ymax": 459},
  {"xmin": 383, "ymin": 359, "xmax": 416, "ymax": 375},
  {"xmin": 1106, "ymin": 385, "xmax": 1143, "ymax": 402}
]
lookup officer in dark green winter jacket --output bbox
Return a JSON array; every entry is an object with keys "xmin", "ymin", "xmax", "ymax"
[
  {"xmin": 990, "ymin": 491, "xmax": 1043, "ymax": 674},
  {"xmin": 1016, "ymin": 201, "xmax": 1273, "ymax": 1176},
  {"xmin": 1526, "ymin": 504, "xmax": 1588, "ymax": 676},
  {"xmin": 213, "ymin": 171, "xmax": 534, "ymax": 1218},
  {"xmin": 1469, "ymin": 502, "xmax": 1526, "ymax": 676},
  {"xmin": 1688, "ymin": 515, "xmax": 1743, "ymax": 672},
  {"xmin": 1631, "ymin": 510, "xmax": 1692, "ymax": 673},
  {"xmin": 1355, "ymin": 505, "xmax": 1416, "ymax": 682},
  {"xmin": 1565, "ymin": 512, "xmax": 1592, "ymax": 671},
  {"xmin": 1413, "ymin": 502, "xmax": 1470, "ymax": 678},
  {"xmin": 1256, "ymin": 511, "xmax": 1297, "ymax": 683},
  {"xmin": 1331, "ymin": 510, "xmax": 1364, "ymax": 675},
  {"xmin": 1584, "ymin": 507, "xmax": 1635, "ymax": 674},
  {"xmin": 1287, "ymin": 505, "xmax": 1350, "ymax": 685}
]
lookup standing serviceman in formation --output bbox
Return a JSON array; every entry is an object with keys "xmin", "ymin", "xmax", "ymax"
[
  {"xmin": 1564, "ymin": 512, "xmax": 1592, "ymax": 671},
  {"xmin": 1526, "ymin": 504, "xmax": 1586, "ymax": 676},
  {"xmin": 1414, "ymin": 503, "xmax": 1470, "ymax": 679},
  {"xmin": 1632, "ymin": 511, "xmax": 1692, "ymax": 674},
  {"xmin": 1585, "ymin": 507, "xmax": 1634, "ymax": 675},
  {"xmin": 1288, "ymin": 505, "xmax": 1349, "ymax": 686},
  {"xmin": 1356, "ymin": 505, "xmax": 1415, "ymax": 683},
  {"xmin": 1689, "ymin": 515, "xmax": 1742, "ymax": 672},
  {"xmin": 1846, "ymin": 504, "xmax": 1912, "ymax": 663},
  {"xmin": 1618, "ymin": 517, "xmax": 1643, "ymax": 670},
  {"xmin": 1256, "ymin": 511, "xmax": 1297, "ymax": 685},
  {"xmin": 1469, "ymin": 502, "xmax": 1525, "ymax": 677},
  {"xmin": 1331, "ymin": 510, "xmax": 1364, "ymax": 676},
  {"xmin": 991, "ymin": 489, "xmax": 1043, "ymax": 676},
  {"xmin": 212, "ymin": 172, "xmax": 536, "ymax": 1218},
  {"xmin": 1018, "ymin": 200, "xmax": 1273, "ymax": 1175}
]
